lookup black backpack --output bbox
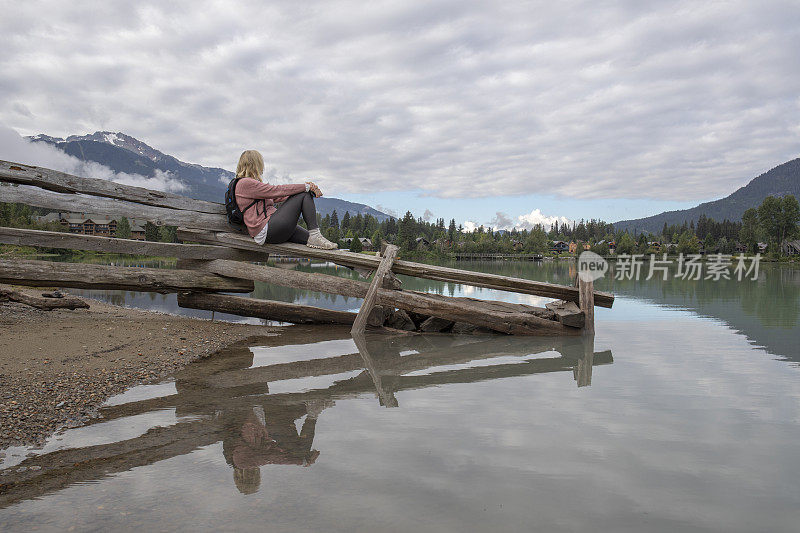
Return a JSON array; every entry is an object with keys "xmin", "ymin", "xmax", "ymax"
[{"xmin": 224, "ymin": 177, "xmax": 264, "ymax": 228}]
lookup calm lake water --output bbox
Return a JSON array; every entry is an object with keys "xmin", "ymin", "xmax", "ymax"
[{"xmin": 2, "ymin": 259, "xmax": 799, "ymax": 532}]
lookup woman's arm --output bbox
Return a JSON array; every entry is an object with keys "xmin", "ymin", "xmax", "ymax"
[{"xmin": 239, "ymin": 179, "xmax": 307, "ymax": 201}]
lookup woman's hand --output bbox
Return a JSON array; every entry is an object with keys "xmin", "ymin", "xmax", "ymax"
[{"xmin": 305, "ymin": 181, "xmax": 323, "ymax": 197}]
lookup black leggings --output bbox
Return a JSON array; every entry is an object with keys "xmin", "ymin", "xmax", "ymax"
[{"xmin": 264, "ymin": 191, "xmax": 319, "ymax": 244}]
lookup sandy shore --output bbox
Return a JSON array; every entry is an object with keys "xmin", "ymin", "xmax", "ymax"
[{"xmin": 0, "ymin": 285, "xmax": 283, "ymax": 449}]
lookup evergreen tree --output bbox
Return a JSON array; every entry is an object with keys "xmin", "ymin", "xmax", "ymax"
[
  {"xmin": 116, "ymin": 216, "xmax": 131, "ymax": 239},
  {"xmin": 350, "ymin": 236, "xmax": 363, "ymax": 252},
  {"xmin": 397, "ymin": 211, "xmax": 416, "ymax": 250},
  {"xmin": 144, "ymin": 221, "xmax": 160, "ymax": 241},
  {"xmin": 758, "ymin": 196, "xmax": 781, "ymax": 244}
]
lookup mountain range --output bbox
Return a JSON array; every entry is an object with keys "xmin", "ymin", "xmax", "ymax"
[
  {"xmin": 27, "ymin": 131, "xmax": 394, "ymax": 222},
  {"xmin": 614, "ymin": 158, "xmax": 800, "ymax": 234}
]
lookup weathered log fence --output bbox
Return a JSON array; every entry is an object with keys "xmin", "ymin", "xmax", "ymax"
[{"xmin": 0, "ymin": 160, "xmax": 614, "ymax": 335}]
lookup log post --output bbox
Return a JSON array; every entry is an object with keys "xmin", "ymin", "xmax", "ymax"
[
  {"xmin": 351, "ymin": 244, "xmax": 398, "ymax": 336},
  {"xmin": 578, "ymin": 275, "xmax": 595, "ymax": 335}
]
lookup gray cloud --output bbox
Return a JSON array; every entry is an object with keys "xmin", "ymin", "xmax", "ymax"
[
  {"xmin": 489, "ymin": 211, "xmax": 513, "ymax": 229},
  {"xmin": 1, "ymin": 1, "xmax": 798, "ymax": 202},
  {"xmin": 422, "ymin": 209, "xmax": 435, "ymax": 222}
]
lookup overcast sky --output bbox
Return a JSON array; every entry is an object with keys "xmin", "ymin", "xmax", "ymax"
[{"xmin": 1, "ymin": 0, "xmax": 799, "ymax": 228}]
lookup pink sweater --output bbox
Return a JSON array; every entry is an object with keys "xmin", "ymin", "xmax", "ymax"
[{"xmin": 235, "ymin": 177, "xmax": 307, "ymax": 237}]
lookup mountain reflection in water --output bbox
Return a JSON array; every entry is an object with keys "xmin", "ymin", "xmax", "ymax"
[{"xmin": 0, "ymin": 327, "xmax": 609, "ymax": 505}]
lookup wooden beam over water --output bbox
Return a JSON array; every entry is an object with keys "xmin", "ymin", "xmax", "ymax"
[
  {"xmin": 177, "ymin": 228, "xmax": 615, "ymax": 308},
  {"xmin": 0, "ymin": 227, "xmax": 266, "ymax": 261},
  {"xmin": 177, "ymin": 292, "xmax": 357, "ymax": 325},
  {"xmin": 181, "ymin": 259, "xmax": 575, "ymax": 334},
  {"xmin": 0, "ymin": 259, "xmax": 253, "ymax": 293},
  {"xmin": 351, "ymin": 244, "xmax": 398, "ymax": 335}
]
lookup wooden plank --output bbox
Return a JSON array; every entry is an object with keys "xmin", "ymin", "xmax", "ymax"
[
  {"xmin": 351, "ymin": 244, "xmax": 398, "ymax": 335},
  {"xmin": 0, "ymin": 160, "xmax": 224, "ymax": 214},
  {"xmin": 545, "ymin": 300, "xmax": 585, "ymax": 328},
  {"xmin": 0, "ymin": 184, "xmax": 231, "ymax": 231},
  {"xmin": 578, "ymin": 276, "xmax": 595, "ymax": 335},
  {"xmin": 0, "ymin": 259, "xmax": 253, "ymax": 293},
  {"xmin": 177, "ymin": 292, "xmax": 356, "ymax": 325},
  {"xmin": 177, "ymin": 228, "xmax": 615, "ymax": 308},
  {"xmin": 0, "ymin": 288, "xmax": 89, "ymax": 310},
  {"xmin": 0, "ymin": 226, "xmax": 267, "ymax": 261},
  {"xmin": 181, "ymin": 259, "xmax": 576, "ymax": 335}
]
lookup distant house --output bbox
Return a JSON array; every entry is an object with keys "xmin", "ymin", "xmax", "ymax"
[
  {"xmin": 757, "ymin": 242, "xmax": 768, "ymax": 253},
  {"xmin": 782, "ymin": 240, "xmax": 800, "ymax": 256},
  {"xmin": 596, "ymin": 239, "xmax": 616, "ymax": 253},
  {"xmin": 552, "ymin": 241, "xmax": 569, "ymax": 253},
  {"xmin": 415, "ymin": 236, "xmax": 431, "ymax": 249},
  {"xmin": 34, "ymin": 212, "xmax": 147, "ymax": 240},
  {"xmin": 647, "ymin": 241, "xmax": 662, "ymax": 252},
  {"xmin": 511, "ymin": 239, "xmax": 524, "ymax": 251},
  {"xmin": 341, "ymin": 237, "xmax": 374, "ymax": 251},
  {"xmin": 735, "ymin": 242, "xmax": 748, "ymax": 253}
]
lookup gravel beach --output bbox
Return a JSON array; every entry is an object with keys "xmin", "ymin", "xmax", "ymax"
[{"xmin": 0, "ymin": 285, "xmax": 282, "ymax": 448}]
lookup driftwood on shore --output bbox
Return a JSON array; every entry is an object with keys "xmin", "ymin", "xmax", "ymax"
[
  {"xmin": 0, "ymin": 287, "xmax": 89, "ymax": 310},
  {"xmin": 0, "ymin": 159, "xmax": 614, "ymax": 334}
]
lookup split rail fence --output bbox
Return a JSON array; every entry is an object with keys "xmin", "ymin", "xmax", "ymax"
[{"xmin": 0, "ymin": 160, "xmax": 614, "ymax": 335}]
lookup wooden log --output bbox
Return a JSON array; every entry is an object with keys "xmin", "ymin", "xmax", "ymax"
[
  {"xmin": 0, "ymin": 288, "xmax": 89, "ymax": 310},
  {"xmin": 351, "ymin": 244, "xmax": 398, "ymax": 335},
  {"xmin": 0, "ymin": 259, "xmax": 253, "ymax": 293},
  {"xmin": 386, "ymin": 289, "xmax": 576, "ymax": 335},
  {"xmin": 0, "ymin": 184, "xmax": 230, "ymax": 231},
  {"xmin": 578, "ymin": 276, "xmax": 595, "ymax": 335},
  {"xmin": 177, "ymin": 292, "xmax": 356, "ymax": 325},
  {"xmin": 545, "ymin": 300, "xmax": 585, "ymax": 328},
  {"xmin": 183, "ymin": 259, "xmax": 573, "ymax": 334},
  {"xmin": 0, "ymin": 160, "xmax": 224, "ymax": 214},
  {"xmin": 0, "ymin": 227, "xmax": 266, "ymax": 261},
  {"xmin": 176, "ymin": 228, "xmax": 615, "ymax": 308}
]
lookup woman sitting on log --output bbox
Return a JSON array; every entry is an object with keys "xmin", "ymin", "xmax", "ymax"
[{"xmin": 234, "ymin": 150, "xmax": 338, "ymax": 250}]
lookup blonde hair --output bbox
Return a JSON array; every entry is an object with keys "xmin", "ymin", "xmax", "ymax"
[{"xmin": 236, "ymin": 150, "xmax": 265, "ymax": 181}]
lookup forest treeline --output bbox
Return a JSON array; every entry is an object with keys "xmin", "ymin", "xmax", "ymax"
[{"xmin": 1, "ymin": 194, "xmax": 798, "ymax": 258}]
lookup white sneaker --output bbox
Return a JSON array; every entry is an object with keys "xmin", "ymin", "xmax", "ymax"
[{"xmin": 307, "ymin": 229, "xmax": 338, "ymax": 249}]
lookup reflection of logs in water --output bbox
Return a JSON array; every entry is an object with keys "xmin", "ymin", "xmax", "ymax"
[
  {"xmin": 99, "ymin": 330, "xmax": 611, "ymax": 421},
  {"xmin": 0, "ymin": 329, "xmax": 611, "ymax": 508}
]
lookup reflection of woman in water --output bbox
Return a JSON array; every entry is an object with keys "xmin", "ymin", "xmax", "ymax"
[{"xmin": 222, "ymin": 400, "xmax": 327, "ymax": 494}]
